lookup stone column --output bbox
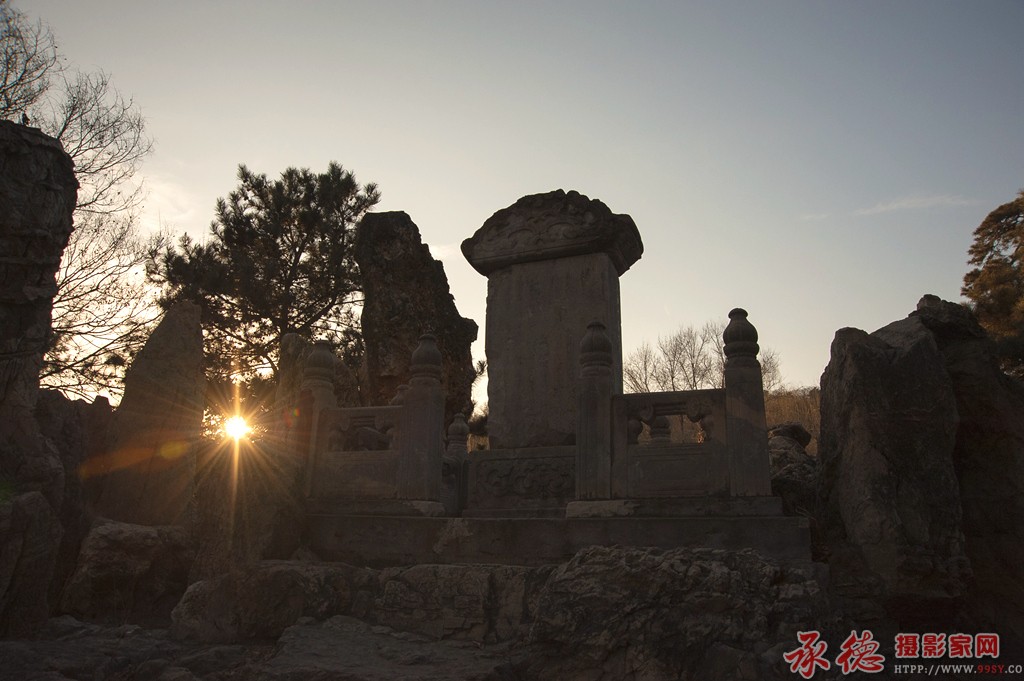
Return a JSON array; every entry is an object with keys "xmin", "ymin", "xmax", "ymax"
[
  {"xmin": 723, "ymin": 308, "xmax": 771, "ymax": 496},
  {"xmin": 462, "ymin": 190, "xmax": 643, "ymax": 449},
  {"xmin": 576, "ymin": 322, "xmax": 614, "ymax": 499},
  {"xmin": 396, "ymin": 335, "xmax": 445, "ymax": 512}
]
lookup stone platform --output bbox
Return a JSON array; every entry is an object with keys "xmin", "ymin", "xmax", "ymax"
[{"xmin": 306, "ymin": 508, "xmax": 811, "ymax": 568}]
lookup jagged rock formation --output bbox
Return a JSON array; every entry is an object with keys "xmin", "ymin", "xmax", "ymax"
[
  {"xmin": 819, "ymin": 295, "xmax": 1024, "ymax": 656},
  {"xmin": 819, "ymin": 301, "xmax": 969, "ymax": 623},
  {"xmin": 0, "ymin": 121, "xmax": 78, "ymax": 636},
  {"xmin": 86, "ymin": 302, "xmax": 204, "ymax": 526},
  {"xmin": 355, "ymin": 211, "xmax": 478, "ymax": 423},
  {"xmin": 911, "ymin": 295, "xmax": 1024, "ymax": 648}
]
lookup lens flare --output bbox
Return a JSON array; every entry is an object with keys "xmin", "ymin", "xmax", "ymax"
[{"xmin": 224, "ymin": 415, "xmax": 251, "ymax": 441}]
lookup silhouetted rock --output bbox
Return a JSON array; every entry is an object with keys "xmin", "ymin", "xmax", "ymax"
[
  {"xmin": 0, "ymin": 121, "xmax": 77, "ymax": 637},
  {"xmin": 87, "ymin": 302, "xmax": 204, "ymax": 526},
  {"xmin": 820, "ymin": 313, "xmax": 969, "ymax": 624},
  {"xmin": 34, "ymin": 390, "xmax": 112, "ymax": 609},
  {"xmin": 60, "ymin": 520, "xmax": 192, "ymax": 627},
  {"xmin": 0, "ymin": 492, "xmax": 63, "ymax": 637},
  {"xmin": 769, "ymin": 434, "xmax": 817, "ymax": 519},
  {"xmin": 912, "ymin": 295, "xmax": 1024, "ymax": 650},
  {"xmin": 768, "ymin": 421, "xmax": 812, "ymax": 448},
  {"xmin": 355, "ymin": 211, "xmax": 478, "ymax": 423}
]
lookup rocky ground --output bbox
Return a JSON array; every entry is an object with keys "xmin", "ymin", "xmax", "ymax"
[
  {"xmin": 0, "ymin": 546, "xmax": 838, "ymax": 681},
  {"xmin": 0, "ymin": 615, "xmax": 516, "ymax": 681}
]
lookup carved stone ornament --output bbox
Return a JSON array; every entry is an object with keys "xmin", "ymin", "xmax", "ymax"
[
  {"xmin": 477, "ymin": 457, "xmax": 574, "ymax": 500},
  {"xmin": 461, "ymin": 189, "xmax": 643, "ymax": 276}
]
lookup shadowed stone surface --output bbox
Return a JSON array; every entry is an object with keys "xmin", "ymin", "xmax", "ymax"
[
  {"xmin": 462, "ymin": 190, "xmax": 642, "ymax": 448},
  {"xmin": 355, "ymin": 211, "xmax": 478, "ymax": 422},
  {"xmin": 60, "ymin": 519, "xmax": 192, "ymax": 627},
  {"xmin": 819, "ymin": 311, "xmax": 969, "ymax": 623},
  {"xmin": 911, "ymin": 295, "xmax": 1024, "ymax": 649},
  {"xmin": 520, "ymin": 546, "xmax": 831, "ymax": 681},
  {"xmin": 0, "ymin": 121, "xmax": 77, "ymax": 637},
  {"xmin": 87, "ymin": 302, "xmax": 204, "ymax": 526},
  {"xmin": 34, "ymin": 390, "xmax": 112, "ymax": 609}
]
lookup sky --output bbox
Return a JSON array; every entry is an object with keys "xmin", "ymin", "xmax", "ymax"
[{"xmin": 19, "ymin": 0, "xmax": 1024, "ymax": 390}]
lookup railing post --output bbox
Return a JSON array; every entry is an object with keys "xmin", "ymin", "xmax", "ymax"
[
  {"xmin": 576, "ymin": 321, "xmax": 614, "ymax": 499},
  {"xmin": 397, "ymin": 334, "xmax": 446, "ymax": 504},
  {"xmin": 723, "ymin": 308, "xmax": 771, "ymax": 496}
]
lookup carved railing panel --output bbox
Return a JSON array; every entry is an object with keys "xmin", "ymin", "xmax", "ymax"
[
  {"xmin": 465, "ymin": 446, "xmax": 576, "ymax": 512},
  {"xmin": 306, "ymin": 405, "xmax": 403, "ymax": 500},
  {"xmin": 612, "ymin": 389, "xmax": 728, "ymax": 498}
]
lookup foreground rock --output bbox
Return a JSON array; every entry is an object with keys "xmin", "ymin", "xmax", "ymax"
[
  {"xmin": 912, "ymin": 295, "xmax": 1024, "ymax": 649},
  {"xmin": 171, "ymin": 560, "xmax": 550, "ymax": 645},
  {"xmin": 4, "ymin": 546, "xmax": 832, "ymax": 681},
  {"xmin": 60, "ymin": 520, "xmax": 192, "ymax": 627},
  {"xmin": 819, "ymin": 307, "xmax": 968, "ymax": 624},
  {"xmin": 818, "ymin": 295, "xmax": 1024, "ymax": 658},
  {"xmin": 519, "ymin": 546, "xmax": 830, "ymax": 681},
  {"xmin": 0, "ymin": 121, "xmax": 78, "ymax": 636}
]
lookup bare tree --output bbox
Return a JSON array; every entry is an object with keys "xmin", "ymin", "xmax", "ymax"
[
  {"xmin": 623, "ymin": 319, "xmax": 783, "ymax": 394},
  {"xmin": 0, "ymin": 0, "xmax": 57, "ymax": 117},
  {"xmin": 2, "ymin": 1, "xmax": 155, "ymax": 399}
]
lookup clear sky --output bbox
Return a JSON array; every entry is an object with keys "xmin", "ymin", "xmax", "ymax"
[{"xmin": 20, "ymin": 0, "xmax": 1024, "ymax": 389}]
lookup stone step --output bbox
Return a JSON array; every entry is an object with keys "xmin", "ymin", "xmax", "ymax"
[{"xmin": 306, "ymin": 514, "xmax": 812, "ymax": 568}]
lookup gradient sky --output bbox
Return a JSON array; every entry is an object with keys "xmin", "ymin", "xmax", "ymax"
[{"xmin": 21, "ymin": 0, "xmax": 1024, "ymax": 390}]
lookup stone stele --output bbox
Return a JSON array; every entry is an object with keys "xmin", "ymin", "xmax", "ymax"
[{"xmin": 462, "ymin": 189, "xmax": 642, "ymax": 449}]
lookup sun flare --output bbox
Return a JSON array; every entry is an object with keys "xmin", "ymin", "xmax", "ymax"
[{"xmin": 224, "ymin": 415, "xmax": 251, "ymax": 441}]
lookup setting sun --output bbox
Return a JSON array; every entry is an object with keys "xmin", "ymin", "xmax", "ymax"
[{"xmin": 224, "ymin": 415, "xmax": 251, "ymax": 441}]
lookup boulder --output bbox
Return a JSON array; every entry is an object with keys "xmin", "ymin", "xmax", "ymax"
[
  {"xmin": 171, "ymin": 561, "xmax": 375, "ymax": 643},
  {"xmin": 86, "ymin": 302, "xmax": 204, "ymax": 526},
  {"xmin": 355, "ymin": 211, "xmax": 478, "ymax": 423},
  {"xmin": 767, "ymin": 421, "xmax": 812, "ymax": 448},
  {"xmin": 0, "ymin": 492, "xmax": 63, "ymax": 636},
  {"xmin": 819, "ymin": 315, "xmax": 970, "ymax": 622},
  {"xmin": 60, "ymin": 519, "xmax": 192, "ymax": 626},
  {"xmin": 171, "ymin": 559, "xmax": 548, "ymax": 645},
  {"xmin": 519, "ymin": 545, "xmax": 830, "ymax": 681}
]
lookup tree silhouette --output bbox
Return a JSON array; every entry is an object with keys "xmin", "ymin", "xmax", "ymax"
[
  {"xmin": 2, "ymin": 1, "xmax": 156, "ymax": 398},
  {"xmin": 148, "ymin": 163, "xmax": 380, "ymax": 380},
  {"xmin": 962, "ymin": 189, "xmax": 1024, "ymax": 375}
]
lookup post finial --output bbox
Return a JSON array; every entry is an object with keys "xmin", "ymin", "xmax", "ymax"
[
  {"xmin": 580, "ymin": 321, "xmax": 613, "ymax": 368},
  {"xmin": 723, "ymin": 308, "xmax": 760, "ymax": 364},
  {"xmin": 410, "ymin": 333, "xmax": 443, "ymax": 382}
]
